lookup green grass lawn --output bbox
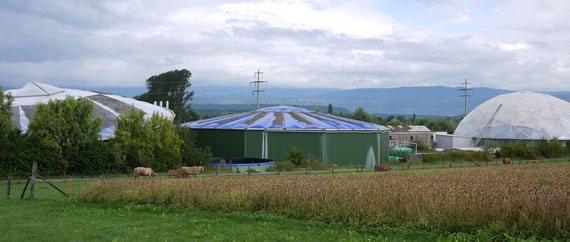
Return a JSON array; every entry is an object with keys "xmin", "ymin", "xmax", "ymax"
[{"xmin": 0, "ymin": 179, "xmax": 442, "ymax": 241}]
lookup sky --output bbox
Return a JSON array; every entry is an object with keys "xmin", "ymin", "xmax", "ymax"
[{"xmin": 0, "ymin": 0, "xmax": 569, "ymax": 91}]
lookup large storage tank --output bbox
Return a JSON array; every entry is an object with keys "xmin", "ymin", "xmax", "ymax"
[{"xmin": 182, "ymin": 106, "xmax": 390, "ymax": 167}]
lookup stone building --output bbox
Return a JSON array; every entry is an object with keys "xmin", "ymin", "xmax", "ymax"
[{"xmin": 388, "ymin": 125, "xmax": 434, "ymax": 149}]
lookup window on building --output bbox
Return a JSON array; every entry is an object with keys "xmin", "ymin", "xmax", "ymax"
[
  {"xmin": 431, "ymin": 135, "xmax": 434, "ymax": 141},
  {"xmin": 410, "ymin": 136, "xmax": 414, "ymax": 141},
  {"xmin": 389, "ymin": 136, "xmax": 392, "ymax": 140}
]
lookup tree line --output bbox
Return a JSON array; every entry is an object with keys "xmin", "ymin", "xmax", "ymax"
[{"xmin": 331, "ymin": 105, "xmax": 459, "ymax": 133}]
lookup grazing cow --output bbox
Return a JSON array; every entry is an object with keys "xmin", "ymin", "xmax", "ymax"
[
  {"xmin": 134, "ymin": 167, "xmax": 156, "ymax": 178},
  {"xmin": 181, "ymin": 166, "xmax": 204, "ymax": 176},
  {"xmin": 502, "ymin": 157, "xmax": 511, "ymax": 165},
  {"xmin": 374, "ymin": 164, "xmax": 392, "ymax": 172},
  {"xmin": 168, "ymin": 169, "xmax": 187, "ymax": 178},
  {"xmin": 474, "ymin": 160, "xmax": 481, "ymax": 167}
]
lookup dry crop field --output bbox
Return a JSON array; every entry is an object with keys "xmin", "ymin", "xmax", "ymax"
[{"xmin": 80, "ymin": 163, "xmax": 570, "ymax": 239}]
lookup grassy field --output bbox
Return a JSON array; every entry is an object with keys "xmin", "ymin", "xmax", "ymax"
[
  {"xmin": 0, "ymin": 178, "xmax": 443, "ymax": 241},
  {"xmin": 80, "ymin": 163, "xmax": 570, "ymax": 240},
  {"xmin": 2, "ymin": 162, "xmax": 570, "ymax": 241}
]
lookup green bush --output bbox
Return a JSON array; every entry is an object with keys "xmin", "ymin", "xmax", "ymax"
[
  {"xmin": 176, "ymin": 127, "xmax": 212, "ymax": 166},
  {"xmin": 422, "ymin": 150, "xmax": 491, "ymax": 163},
  {"xmin": 0, "ymin": 86, "xmax": 13, "ymax": 142},
  {"xmin": 0, "ymin": 131, "xmax": 66, "ymax": 176},
  {"xmin": 267, "ymin": 161, "xmax": 296, "ymax": 172},
  {"xmin": 68, "ymin": 141, "xmax": 116, "ymax": 175},
  {"xmin": 246, "ymin": 167, "xmax": 260, "ymax": 173},
  {"xmin": 113, "ymin": 109, "xmax": 182, "ymax": 172},
  {"xmin": 303, "ymin": 159, "xmax": 329, "ymax": 170},
  {"xmin": 287, "ymin": 147, "xmax": 306, "ymax": 166},
  {"xmin": 28, "ymin": 96, "xmax": 102, "ymax": 162},
  {"xmin": 500, "ymin": 140, "xmax": 567, "ymax": 160}
]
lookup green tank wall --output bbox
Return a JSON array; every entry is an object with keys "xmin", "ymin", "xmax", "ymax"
[
  {"xmin": 244, "ymin": 130, "xmax": 263, "ymax": 158},
  {"xmin": 267, "ymin": 132, "xmax": 324, "ymax": 162},
  {"xmin": 195, "ymin": 129, "xmax": 246, "ymax": 158},
  {"xmin": 192, "ymin": 129, "xmax": 389, "ymax": 166}
]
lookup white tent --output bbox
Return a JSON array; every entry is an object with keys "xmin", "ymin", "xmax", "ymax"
[
  {"xmin": 454, "ymin": 92, "xmax": 570, "ymax": 141},
  {"xmin": 7, "ymin": 82, "xmax": 175, "ymax": 139}
]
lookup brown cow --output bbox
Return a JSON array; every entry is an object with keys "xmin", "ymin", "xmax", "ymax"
[
  {"xmin": 502, "ymin": 157, "xmax": 511, "ymax": 165},
  {"xmin": 134, "ymin": 167, "xmax": 156, "ymax": 178},
  {"xmin": 181, "ymin": 166, "xmax": 205, "ymax": 176},
  {"xmin": 168, "ymin": 169, "xmax": 187, "ymax": 178},
  {"xmin": 374, "ymin": 164, "xmax": 392, "ymax": 172}
]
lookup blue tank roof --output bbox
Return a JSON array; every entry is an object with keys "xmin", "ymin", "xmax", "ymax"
[{"xmin": 182, "ymin": 106, "xmax": 388, "ymax": 131}]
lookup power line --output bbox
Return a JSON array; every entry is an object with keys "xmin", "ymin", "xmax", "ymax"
[
  {"xmin": 458, "ymin": 78, "xmax": 473, "ymax": 117},
  {"xmin": 250, "ymin": 69, "xmax": 267, "ymax": 110}
]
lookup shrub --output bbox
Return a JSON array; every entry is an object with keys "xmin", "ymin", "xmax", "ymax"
[
  {"xmin": 176, "ymin": 127, "xmax": 212, "ymax": 166},
  {"xmin": 422, "ymin": 150, "xmax": 490, "ymax": 163},
  {"xmin": 113, "ymin": 109, "xmax": 182, "ymax": 172},
  {"xmin": 267, "ymin": 161, "xmax": 296, "ymax": 172},
  {"xmin": 27, "ymin": 96, "xmax": 102, "ymax": 162},
  {"xmin": 302, "ymin": 159, "xmax": 329, "ymax": 170},
  {"xmin": 500, "ymin": 141, "xmax": 567, "ymax": 160},
  {"xmin": 0, "ymin": 86, "xmax": 13, "ymax": 142},
  {"xmin": 0, "ymin": 131, "xmax": 66, "ymax": 176},
  {"xmin": 287, "ymin": 147, "xmax": 306, "ymax": 166}
]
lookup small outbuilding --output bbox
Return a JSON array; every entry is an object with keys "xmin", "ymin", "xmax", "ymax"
[
  {"xmin": 182, "ymin": 106, "xmax": 390, "ymax": 167},
  {"xmin": 388, "ymin": 125, "xmax": 434, "ymax": 149}
]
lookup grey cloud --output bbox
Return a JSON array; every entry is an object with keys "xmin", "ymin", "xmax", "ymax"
[{"xmin": 0, "ymin": 0, "xmax": 569, "ymax": 92}]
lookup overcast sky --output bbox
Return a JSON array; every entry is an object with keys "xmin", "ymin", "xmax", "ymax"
[{"xmin": 1, "ymin": 0, "xmax": 569, "ymax": 91}]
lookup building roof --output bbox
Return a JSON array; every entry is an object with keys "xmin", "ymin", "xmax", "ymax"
[
  {"xmin": 454, "ymin": 92, "xmax": 570, "ymax": 140},
  {"xmin": 7, "ymin": 81, "xmax": 175, "ymax": 139},
  {"xmin": 182, "ymin": 105, "xmax": 388, "ymax": 131},
  {"xmin": 387, "ymin": 125, "xmax": 431, "ymax": 132}
]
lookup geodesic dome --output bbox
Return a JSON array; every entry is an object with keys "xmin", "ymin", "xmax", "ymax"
[
  {"xmin": 454, "ymin": 92, "xmax": 570, "ymax": 140},
  {"xmin": 7, "ymin": 81, "xmax": 175, "ymax": 139}
]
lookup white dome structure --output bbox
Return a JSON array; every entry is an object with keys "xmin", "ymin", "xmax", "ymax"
[
  {"xmin": 7, "ymin": 82, "xmax": 175, "ymax": 139},
  {"xmin": 454, "ymin": 92, "xmax": 570, "ymax": 141}
]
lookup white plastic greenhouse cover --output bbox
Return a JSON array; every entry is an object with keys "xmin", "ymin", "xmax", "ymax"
[
  {"xmin": 182, "ymin": 106, "xmax": 388, "ymax": 131},
  {"xmin": 7, "ymin": 82, "xmax": 175, "ymax": 139},
  {"xmin": 454, "ymin": 92, "xmax": 570, "ymax": 140}
]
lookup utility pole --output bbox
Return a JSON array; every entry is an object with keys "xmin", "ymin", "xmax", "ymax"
[
  {"xmin": 250, "ymin": 69, "xmax": 267, "ymax": 110},
  {"xmin": 458, "ymin": 78, "xmax": 473, "ymax": 117}
]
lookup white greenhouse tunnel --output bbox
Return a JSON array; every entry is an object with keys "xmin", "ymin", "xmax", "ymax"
[{"xmin": 6, "ymin": 82, "xmax": 175, "ymax": 139}]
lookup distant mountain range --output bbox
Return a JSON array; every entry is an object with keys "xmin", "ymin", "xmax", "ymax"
[
  {"xmin": 4, "ymin": 83, "xmax": 570, "ymax": 116},
  {"xmin": 189, "ymin": 85, "xmax": 570, "ymax": 116}
]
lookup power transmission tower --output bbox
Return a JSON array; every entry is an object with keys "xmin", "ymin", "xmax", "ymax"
[
  {"xmin": 458, "ymin": 78, "xmax": 473, "ymax": 117},
  {"xmin": 250, "ymin": 69, "xmax": 267, "ymax": 109}
]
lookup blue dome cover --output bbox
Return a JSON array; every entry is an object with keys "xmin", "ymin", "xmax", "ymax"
[{"xmin": 182, "ymin": 105, "xmax": 387, "ymax": 131}]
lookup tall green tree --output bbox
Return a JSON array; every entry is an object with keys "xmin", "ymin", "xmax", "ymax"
[
  {"xmin": 136, "ymin": 69, "xmax": 198, "ymax": 123},
  {"xmin": 0, "ymin": 86, "xmax": 13, "ymax": 141},
  {"xmin": 113, "ymin": 109, "xmax": 182, "ymax": 171},
  {"xmin": 28, "ymin": 97, "xmax": 102, "ymax": 164},
  {"xmin": 353, "ymin": 107, "xmax": 369, "ymax": 121}
]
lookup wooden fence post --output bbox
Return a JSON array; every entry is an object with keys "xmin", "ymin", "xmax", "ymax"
[
  {"xmin": 30, "ymin": 162, "xmax": 37, "ymax": 199},
  {"xmin": 68, "ymin": 177, "xmax": 72, "ymax": 199},
  {"xmin": 6, "ymin": 176, "xmax": 11, "ymax": 199}
]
